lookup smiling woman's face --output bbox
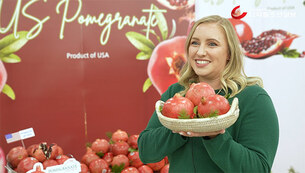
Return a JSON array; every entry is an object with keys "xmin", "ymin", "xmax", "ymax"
[{"xmin": 188, "ymin": 22, "xmax": 229, "ymax": 88}]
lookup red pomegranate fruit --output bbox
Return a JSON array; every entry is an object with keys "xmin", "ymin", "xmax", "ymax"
[
  {"xmin": 228, "ymin": 18, "xmax": 253, "ymax": 43},
  {"xmin": 128, "ymin": 134, "xmax": 139, "ymax": 149},
  {"xmin": 16, "ymin": 157, "xmax": 39, "ymax": 173},
  {"xmin": 80, "ymin": 163, "xmax": 89, "ymax": 173},
  {"xmin": 0, "ymin": 60, "xmax": 7, "ymax": 92},
  {"xmin": 147, "ymin": 158, "xmax": 166, "ymax": 171},
  {"xmin": 160, "ymin": 164, "xmax": 170, "ymax": 173},
  {"xmin": 198, "ymin": 94, "xmax": 230, "ymax": 118},
  {"xmin": 42, "ymin": 159, "xmax": 58, "ymax": 169},
  {"xmin": 111, "ymin": 141, "xmax": 130, "ymax": 156},
  {"xmin": 32, "ymin": 146, "xmax": 47, "ymax": 162},
  {"xmin": 185, "ymin": 82, "xmax": 216, "ymax": 106},
  {"xmin": 157, "ymin": 0, "xmax": 195, "ymax": 10},
  {"xmin": 91, "ymin": 138, "xmax": 110, "ymax": 154},
  {"xmin": 102, "ymin": 152, "xmax": 114, "ymax": 166},
  {"xmin": 7, "ymin": 146, "xmax": 28, "ymax": 168},
  {"xmin": 161, "ymin": 94, "xmax": 194, "ymax": 119},
  {"xmin": 128, "ymin": 151, "xmax": 143, "ymax": 168},
  {"xmin": 111, "ymin": 154, "xmax": 129, "ymax": 168},
  {"xmin": 242, "ymin": 29, "xmax": 298, "ymax": 59},
  {"xmin": 27, "ymin": 144, "xmax": 39, "ymax": 156},
  {"xmin": 121, "ymin": 166, "xmax": 140, "ymax": 173},
  {"xmin": 89, "ymin": 159, "xmax": 109, "ymax": 173},
  {"xmin": 55, "ymin": 155, "xmax": 69, "ymax": 165},
  {"xmin": 112, "ymin": 129, "xmax": 129, "ymax": 142},
  {"xmin": 138, "ymin": 165, "xmax": 154, "ymax": 173},
  {"xmin": 49, "ymin": 143, "xmax": 64, "ymax": 159},
  {"xmin": 0, "ymin": 147, "xmax": 6, "ymax": 173},
  {"xmin": 148, "ymin": 36, "xmax": 187, "ymax": 95},
  {"xmin": 81, "ymin": 152, "xmax": 100, "ymax": 166}
]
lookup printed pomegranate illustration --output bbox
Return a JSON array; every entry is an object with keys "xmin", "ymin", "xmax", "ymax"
[
  {"xmin": 161, "ymin": 93, "xmax": 194, "ymax": 119},
  {"xmin": 0, "ymin": 60, "xmax": 7, "ymax": 92},
  {"xmin": 242, "ymin": 29, "xmax": 298, "ymax": 59},
  {"xmin": 148, "ymin": 36, "xmax": 187, "ymax": 94},
  {"xmin": 157, "ymin": 0, "xmax": 195, "ymax": 10},
  {"xmin": 228, "ymin": 18, "xmax": 253, "ymax": 43}
]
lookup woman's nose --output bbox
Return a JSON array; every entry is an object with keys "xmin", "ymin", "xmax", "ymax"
[{"xmin": 197, "ymin": 45, "xmax": 207, "ymax": 56}]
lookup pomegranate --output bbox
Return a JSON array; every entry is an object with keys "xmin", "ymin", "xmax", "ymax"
[
  {"xmin": 80, "ymin": 163, "xmax": 89, "ymax": 173},
  {"xmin": 32, "ymin": 146, "xmax": 47, "ymax": 162},
  {"xmin": 242, "ymin": 29, "xmax": 298, "ymax": 59},
  {"xmin": 7, "ymin": 146, "xmax": 28, "ymax": 168},
  {"xmin": 185, "ymin": 82, "xmax": 216, "ymax": 106},
  {"xmin": 138, "ymin": 165, "xmax": 153, "ymax": 173},
  {"xmin": 228, "ymin": 18, "xmax": 253, "ymax": 43},
  {"xmin": 89, "ymin": 159, "xmax": 109, "ymax": 173},
  {"xmin": 81, "ymin": 152, "xmax": 100, "ymax": 166},
  {"xmin": 156, "ymin": 0, "xmax": 195, "ymax": 10},
  {"xmin": 55, "ymin": 155, "xmax": 69, "ymax": 164},
  {"xmin": 147, "ymin": 159, "xmax": 166, "ymax": 171},
  {"xmin": 161, "ymin": 94, "xmax": 195, "ymax": 119},
  {"xmin": 128, "ymin": 151, "xmax": 143, "ymax": 168},
  {"xmin": 0, "ymin": 147, "xmax": 6, "ymax": 173},
  {"xmin": 148, "ymin": 36, "xmax": 187, "ymax": 94},
  {"xmin": 0, "ymin": 60, "xmax": 7, "ymax": 92},
  {"xmin": 164, "ymin": 156, "xmax": 169, "ymax": 164},
  {"xmin": 27, "ymin": 144, "xmax": 39, "ymax": 156},
  {"xmin": 128, "ymin": 135, "xmax": 139, "ymax": 149},
  {"xmin": 121, "ymin": 166, "xmax": 140, "ymax": 173},
  {"xmin": 160, "ymin": 164, "xmax": 170, "ymax": 173},
  {"xmin": 111, "ymin": 141, "xmax": 130, "ymax": 156},
  {"xmin": 112, "ymin": 129, "xmax": 129, "ymax": 142},
  {"xmin": 16, "ymin": 157, "xmax": 39, "ymax": 173},
  {"xmin": 102, "ymin": 152, "xmax": 114, "ymax": 166},
  {"xmin": 91, "ymin": 138, "xmax": 110, "ymax": 154},
  {"xmin": 198, "ymin": 94, "xmax": 230, "ymax": 118},
  {"xmin": 42, "ymin": 159, "xmax": 58, "ymax": 169},
  {"xmin": 111, "ymin": 154, "xmax": 129, "ymax": 168},
  {"xmin": 49, "ymin": 143, "xmax": 64, "ymax": 159}
]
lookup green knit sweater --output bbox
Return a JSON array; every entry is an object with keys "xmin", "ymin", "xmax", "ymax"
[{"xmin": 138, "ymin": 83, "xmax": 279, "ymax": 173}]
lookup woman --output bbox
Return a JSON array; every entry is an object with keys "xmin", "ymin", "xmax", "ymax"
[{"xmin": 138, "ymin": 15, "xmax": 279, "ymax": 172}]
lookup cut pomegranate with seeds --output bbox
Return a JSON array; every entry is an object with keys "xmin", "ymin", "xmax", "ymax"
[{"xmin": 242, "ymin": 29, "xmax": 298, "ymax": 59}]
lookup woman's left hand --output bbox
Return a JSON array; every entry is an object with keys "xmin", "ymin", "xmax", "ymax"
[{"xmin": 173, "ymin": 129, "xmax": 225, "ymax": 138}]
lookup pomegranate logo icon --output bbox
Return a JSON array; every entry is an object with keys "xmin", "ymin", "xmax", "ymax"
[{"xmin": 231, "ymin": 5, "xmax": 247, "ymax": 19}]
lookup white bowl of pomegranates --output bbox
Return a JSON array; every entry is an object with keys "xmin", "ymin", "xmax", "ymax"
[{"xmin": 155, "ymin": 82, "xmax": 240, "ymax": 133}]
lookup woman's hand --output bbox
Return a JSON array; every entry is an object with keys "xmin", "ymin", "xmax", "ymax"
[{"xmin": 173, "ymin": 129, "xmax": 225, "ymax": 139}]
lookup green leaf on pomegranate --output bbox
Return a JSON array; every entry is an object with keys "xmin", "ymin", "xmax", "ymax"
[
  {"xmin": 96, "ymin": 152, "xmax": 104, "ymax": 158},
  {"xmin": 142, "ymin": 29, "xmax": 161, "ymax": 42},
  {"xmin": 279, "ymin": 48, "xmax": 300, "ymax": 58},
  {"xmin": 193, "ymin": 106, "xmax": 198, "ymax": 115},
  {"xmin": 0, "ymin": 31, "xmax": 28, "ymax": 57},
  {"xmin": 142, "ymin": 78, "xmax": 152, "ymax": 93},
  {"xmin": 128, "ymin": 147, "xmax": 137, "ymax": 153},
  {"xmin": 136, "ymin": 51, "xmax": 151, "ymax": 60},
  {"xmin": 112, "ymin": 163, "xmax": 125, "ymax": 173},
  {"xmin": 105, "ymin": 132, "xmax": 113, "ymax": 139},
  {"xmin": 1, "ymin": 84, "xmax": 15, "ymax": 100},
  {"xmin": 85, "ymin": 142, "xmax": 92, "ymax": 148},
  {"xmin": 0, "ymin": 53, "xmax": 21, "ymax": 63},
  {"xmin": 152, "ymin": 4, "xmax": 168, "ymax": 40},
  {"xmin": 125, "ymin": 31, "xmax": 155, "ymax": 54},
  {"xmin": 178, "ymin": 110, "xmax": 190, "ymax": 119}
]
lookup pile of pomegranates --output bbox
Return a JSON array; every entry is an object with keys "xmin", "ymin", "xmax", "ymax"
[
  {"xmin": 80, "ymin": 129, "xmax": 169, "ymax": 173},
  {"xmin": 161, "ymin": 82, "xmax": 230, "ymax": 119},
  {"xmin": 6, "ymin": 142, "xmax": 67, "ymax": 173}
]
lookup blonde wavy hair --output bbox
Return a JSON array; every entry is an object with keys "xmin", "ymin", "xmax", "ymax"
[{"xmin": 179, "ymin": 15, "xmax": 263, "ymax": 97}]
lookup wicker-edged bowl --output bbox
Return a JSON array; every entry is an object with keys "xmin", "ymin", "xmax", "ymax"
[{"xmin": 156, "ymin": 97, "xmax": 240, "ymax": 133}]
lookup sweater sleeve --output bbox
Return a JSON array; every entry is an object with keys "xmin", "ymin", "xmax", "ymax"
[
  {"xmin": 202, "ymin": 93, "xmax": 279, "ymax": 172},
  {"xmin": 138, "ymin": 84, "xmax": 188, "ymax": 163}
]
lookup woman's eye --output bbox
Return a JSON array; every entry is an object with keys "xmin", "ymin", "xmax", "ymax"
[
  {"xmin": 191, "ymin": 41, "xmax": 199, "ymax": 45},
  {"xmin": 209, "ymin": 42, "xmax": 217, "ymax": 46}
]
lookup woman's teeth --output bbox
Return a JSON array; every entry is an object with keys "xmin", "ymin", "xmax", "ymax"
[{"xmin": 196, "ymin": 60, "xmax": 209, "ymax": 64}]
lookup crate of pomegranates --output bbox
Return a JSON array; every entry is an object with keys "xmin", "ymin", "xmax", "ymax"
[{"xmin": 155, "ymin": 82, "xmax": 240, "ymax": 133}]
